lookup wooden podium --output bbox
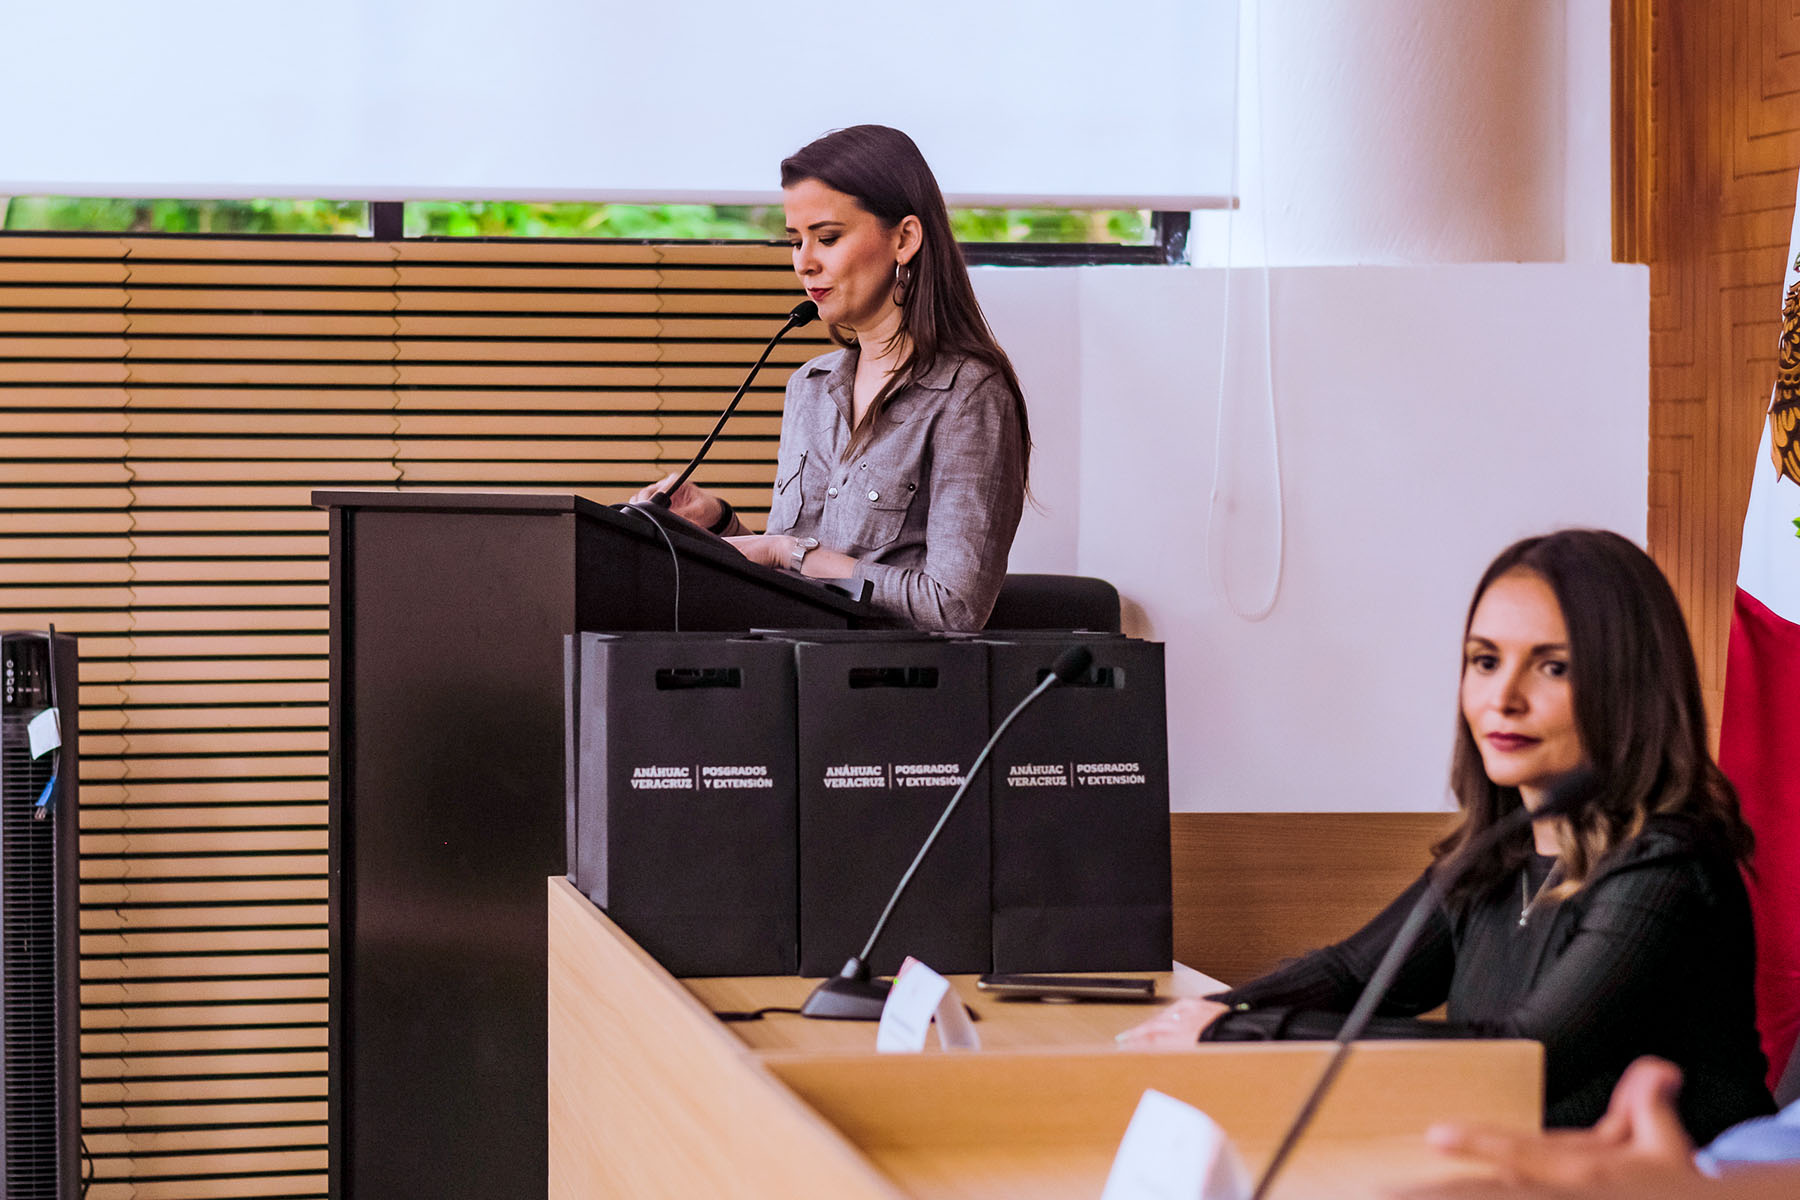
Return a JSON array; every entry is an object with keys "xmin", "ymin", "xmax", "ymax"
[
  {"xmin": 548, "ymin": 878, "xmax": 1544, "ymax": 1200},
  {"xmin": 318, "ymin": 491, "xmax": 869, "ymax": 1200}
]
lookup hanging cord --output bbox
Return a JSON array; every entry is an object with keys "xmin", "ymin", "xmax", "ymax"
[
  {"xmin": 620, "ymin": 504, "xmax": 683, "ymax": 631},
  {"xmin": 1205, "ymin": 0, "xmax": 1286, "ymax": 622}
]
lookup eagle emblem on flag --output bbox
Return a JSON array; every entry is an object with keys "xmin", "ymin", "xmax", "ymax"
[{"xmin": 1774, "ymin": 271, "xmax": 1800, "ymax": 486}]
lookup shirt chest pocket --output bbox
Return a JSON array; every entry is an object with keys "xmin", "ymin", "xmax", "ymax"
[
  {"xmin": 845, "ymin": 466, "xmax": 920, "ymax": 553},
  {"xmin": 767, "ymin": 451, "xmax": 808, "ymax": 533}
]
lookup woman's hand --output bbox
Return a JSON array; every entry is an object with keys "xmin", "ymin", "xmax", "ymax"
[
  {"xmin": 726, "ymin": 536, "xmax": 857, "ymax": 580},
  {"xmin": 1401, "ymin": 1057, "xmax": 1697, "ymax": 1194},
  {"xmin": 1114, "ymin": 997, "xmax": 1231, "ymax": 1048},
  {"xmin": 726, "ymin": 534, "xmax": 795, "ymax": 571},
  {"xmin": 629, "ymin": 472, "xmax": 722, "ymax": 528}
]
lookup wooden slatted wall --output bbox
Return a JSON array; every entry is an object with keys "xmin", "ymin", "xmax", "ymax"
[
  {"xmin": 0, "ymin": 234, "xmax": 819, "ymax": 1197},
  {"xmin": 1618, "ymin": 0, "xmax": 1800, "ymax": 734}
]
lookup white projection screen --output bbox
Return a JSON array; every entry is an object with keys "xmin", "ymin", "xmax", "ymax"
[{"xmin": 3, "ymin": 0, "xmax": 1236, "ymax": 208}]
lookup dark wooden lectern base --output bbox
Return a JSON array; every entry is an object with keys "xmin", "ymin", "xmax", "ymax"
[{"xmin": 318, "ymin": 491, "xmax": 866, "ymax": 1200}]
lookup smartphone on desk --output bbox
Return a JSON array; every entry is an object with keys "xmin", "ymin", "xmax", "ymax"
[{"xmin": 975, "ymin": 973, "xmax": 1157, "ymax": 1002}]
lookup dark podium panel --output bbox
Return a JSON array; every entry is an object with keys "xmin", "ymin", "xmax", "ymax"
[{"xmin": 318, "ymin": 491, "xmax": 865, "ymax": 1200}]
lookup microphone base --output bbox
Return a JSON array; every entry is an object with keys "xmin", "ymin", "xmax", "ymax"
[{"xmin": 799, "ymin": 975, "xmax": 891, "ymax": 1021}]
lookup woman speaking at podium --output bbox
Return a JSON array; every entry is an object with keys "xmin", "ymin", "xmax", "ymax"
[
  {"xmin": 632, "ymin": 125, "xmax": 1030, "ymax": 631},
  {"xmin": 1123, "ymin": 530, "xmax": 1775, "ymax": 1144}
]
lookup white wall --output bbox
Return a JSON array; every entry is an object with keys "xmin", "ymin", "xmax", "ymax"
[
  {"xmin": 1563, "ymin": 0, "xmax": 1615, "ymax": 263},
  {"xmin": 976, "ymin": 270, "xmax": 1084, "ymax": 574},
  {"xmin": 965, "ymin": 0, "xmax": 1644, "ymax": 813},
  {"xmin": 1193, "ymin": 0, "xmax": 1612, "ymax": 267},
  {"xmin": 980, "ymin": 262, "xmax": 1649, "ymax": 812}
]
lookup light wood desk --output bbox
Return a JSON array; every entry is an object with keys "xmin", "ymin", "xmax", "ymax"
[{"xmin": 548, "ymin": 878, "xmax": 1542, "ymax": 1199}]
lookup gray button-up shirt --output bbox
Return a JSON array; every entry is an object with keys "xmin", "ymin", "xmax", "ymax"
[{"xmin": 767, "ymin": 346, "xmax": 1025, "ymax": 631}]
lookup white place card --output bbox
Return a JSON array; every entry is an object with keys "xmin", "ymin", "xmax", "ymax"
[
  {"xmin": 932, "ymin": 977, "xmax": 979, "ymax": 1050},
  {"xmin": 1100, "ymin": 1088, "xmax": 1250, "ymax": 1200},
  {"xmin": 875, "ymin": 958, "xmax": 980, "ymax": 1053},
  {"xmin": 27, "ymin": 708, "xmax": 61, "ymax": 759}
]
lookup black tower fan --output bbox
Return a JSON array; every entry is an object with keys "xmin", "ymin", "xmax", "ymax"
[{"xmin": 0, "ymin": 632, "xmax": 79, "ymax": 1199}]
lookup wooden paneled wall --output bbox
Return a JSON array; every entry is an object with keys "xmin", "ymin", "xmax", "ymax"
[
  {"xmin": 1170, "ymin": 812, "xmax": 1453, "ymax": 986},
  {"xmin": 1621, "ymin": 0, "xmax": 1800, "ymax": 731},
  {"xmin": 0, "ymin": 235, "xmax": 816, "ymax": 1196}
]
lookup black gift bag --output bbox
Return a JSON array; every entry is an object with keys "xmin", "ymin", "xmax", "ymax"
[
  {"xmin": 984, "ymin": 635, "xmax": 1172, "ymax": 972},
  {"xmin": 790, "ymin": 635, "xmax": 992, "ymax": 976},
  {"xmin": 566, "ymin": 632, "xmax": 798, "ymax": 976}
]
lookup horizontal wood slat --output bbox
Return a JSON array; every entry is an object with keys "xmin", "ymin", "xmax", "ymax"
[
  {"xmin": 84, "ymin": 1126, "xmax": 324, "ymax": 1153},
  {"xmin": 1, "ymin": 231, "xmax": 818, "ymax": 1196},
  {"xmin": 85, "ymin": 1149, "xmax": 327, "ymax": 1182},
  {"xmin": 76, "ymin": 705, "xmax": 329, "ymax": 729},
  {"xmin": 0, "ymin": 385, "xmax": 790, "ymax": 413},
  {"xmin": 0, "ymin": 412, "xmax": 785, "ymax": 437},
  {"xmin": 82, "ymin": 1003, "xmax": 325, "ymax": 1030},
  {"xmin": 0, "ymin": 313, "xmax": 802, "ymax": 340},
  {"xmin": 80, "ymin": 982, "xmax": 327, "ymax": 1010},
  {"xmin": 81, "ymin": 830, "xmax": 326, "ymax": 856},
  {"xmin": 81, "ymin": 786, "xmax": 323, "ymax": 808},
  {"xmin": 1, "ymin": 336, "xmax": 818, "ymax": 365},
  {"xmin": 81, "ymin": 880, "xmax": 326, "ymax": 906},
  {"xmin": 80, "ymin": 1079, "xmax": 327, "ymax": 1108},
  {"xmin": 82, "ymin": 904, "xmax": 326, "ymax": 930}
]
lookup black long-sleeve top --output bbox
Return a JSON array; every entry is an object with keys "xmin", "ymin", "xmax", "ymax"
[{"xmin": 1203, "ymin": 814, "xmax": 1775, "ymax": 1144}]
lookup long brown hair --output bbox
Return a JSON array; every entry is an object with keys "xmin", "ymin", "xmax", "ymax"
[
  {"xmin": 780, "ymin": 124, "xmax": 1031, "ymax": 489},
  {"xmin": 1435, "ymin": 529, "xmax": 1752, "ymax": 902}
]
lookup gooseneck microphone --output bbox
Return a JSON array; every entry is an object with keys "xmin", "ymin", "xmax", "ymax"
[
  {"xmin": 649, "ymin": 298, "xmax": 819, "ymax": 514},
  {"xmin": 619, "ymin": 300, "xmax": 820, "ymax": 628},
  {"xmin": 800, "ymin": 644, "xmax": 1096, "ymax": 1021},
  {"xmin": 1249, "ymin": 767, "xmax": 1601, "ymax": 1200}
]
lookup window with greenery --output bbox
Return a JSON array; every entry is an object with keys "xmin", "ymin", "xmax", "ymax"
[
  {"xmin": 403, "ymin": 201, "xmax": 1153, "ymax": 244},
  {"xmin": 0, "ymin": 197, "xmax": 369, "ymax": 236},
  {"xmin": 1, "ymin": 197, "xmax": 1155, "ymax": 245}
]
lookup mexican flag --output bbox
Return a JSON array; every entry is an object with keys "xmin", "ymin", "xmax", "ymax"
[{"xmin": 1719, "ymin": 174, "xmax": 1800, "ymax": 1092}]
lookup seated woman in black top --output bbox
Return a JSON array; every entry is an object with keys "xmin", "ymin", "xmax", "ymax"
[{"xmin": 1122, "ymin": 529, "xmax": 1775, "ymax": 1144}]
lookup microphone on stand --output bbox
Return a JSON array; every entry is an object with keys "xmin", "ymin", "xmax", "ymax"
[
  {"xmin": 630, "ymin": 298, "xmax": 819, "ymax": 540},
  {"xmin": 800, "ymin": 644, "xmax": 1097, "ymax": 1021},
  {"xmin": 1248, "ymin": 767, "xmax": 1602, "ymax": 1200}
]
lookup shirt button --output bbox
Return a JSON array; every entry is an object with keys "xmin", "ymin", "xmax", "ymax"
[
  {"xmin": 868, "ymin": 490, "xmax": 880, "ymax": 501},
  {"xmin": 826, "ymin": 486, "xmax": 837, "ymax": 498}
]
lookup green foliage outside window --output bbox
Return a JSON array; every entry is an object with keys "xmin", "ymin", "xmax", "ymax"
[
  {"xmin": 403, "ymin": 202, "xmax": 1151, "ymax": 243},
  {"xmin": 0, "ymin": 196, "xmax": 368, "ymax": 235},
  {"xmin": 402, "ymin": 202, "xmax": 782, "ymax": 239},
  {"xmin": 950, "ymin": 208, "xmax": 1151, "ymax": 244},
  {"xmin": 1, "ymin": 197, "xmax": 1153, "ymax": 245}
]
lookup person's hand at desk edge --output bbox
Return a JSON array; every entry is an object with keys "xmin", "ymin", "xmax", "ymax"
[
  {"xmin": 1389, "ymin": 1057, "xmax": 1800, "ymax": 1200},
  {"xmin": 623, "ymin": 473, "xmax": 858, "ymax": 580},
  {"xmin": 1114, "ymin": 996, "xmax": 1232, "ymax": 1047}
]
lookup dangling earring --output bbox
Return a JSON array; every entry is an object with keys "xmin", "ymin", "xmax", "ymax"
[{"xmin": 892, "ymin": 262, "xmax": 911, "ymax": 306}]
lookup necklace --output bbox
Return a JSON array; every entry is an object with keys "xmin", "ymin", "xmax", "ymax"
[{"xmin": 1518, "ymin": 864, "xmax": 1559, "ymax": 927}]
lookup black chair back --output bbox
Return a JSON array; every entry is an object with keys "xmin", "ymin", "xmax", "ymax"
[{"xmin": 984, "ymin": 574, "xmax": 1122, "ymax": 633}]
